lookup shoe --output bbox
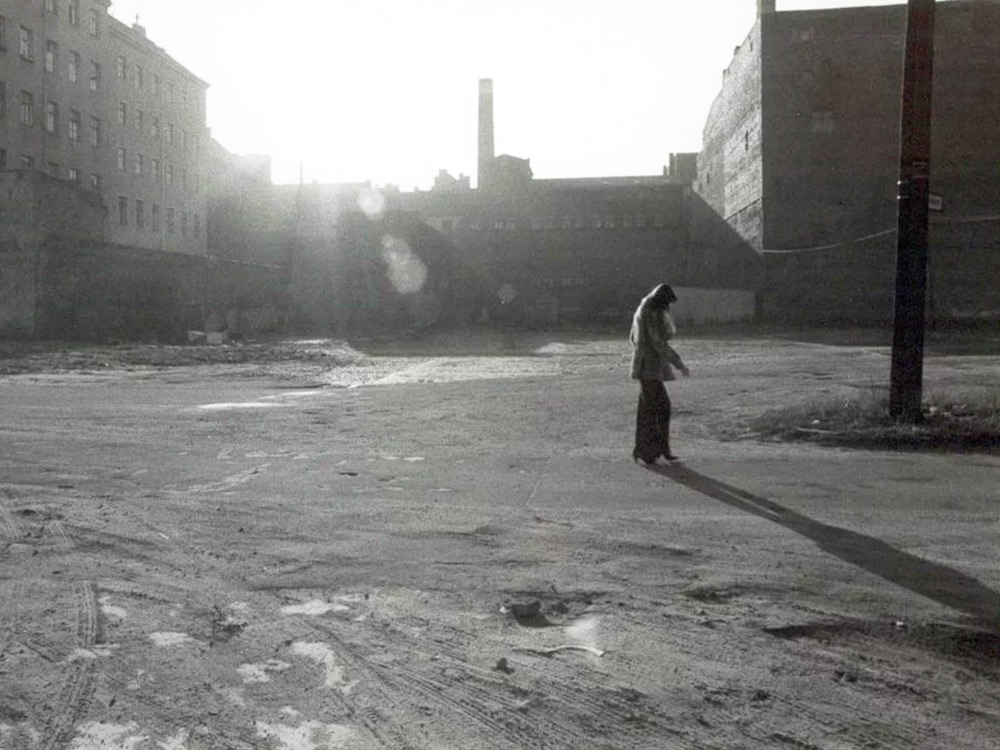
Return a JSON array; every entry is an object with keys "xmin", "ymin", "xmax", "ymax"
[
  {"xmin": 632, "ymin": 449, "xmax": 657, "ymax": 465},
  {"xmin": 661, "ymin": 453, "xmax": 679, "ymax": 462}
]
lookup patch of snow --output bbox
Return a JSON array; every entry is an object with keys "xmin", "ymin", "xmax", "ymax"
[
  {"xmin": 149, "ymin": 632, "xmax": 196, "ymax": 647},
  {"xmin": 255, "ymin": 721, "xmax": 353, "ymax": 750},
  {"xmin": 69, "ymin": 721, "xmax": 147, "ymax": 750},
  {"xmin": 281, "ymin": 600, "xmax": 350, "ymax": 616},
  {"xmin": 289, "ymin": 641, "xmax": 357, "ymax": 694}
]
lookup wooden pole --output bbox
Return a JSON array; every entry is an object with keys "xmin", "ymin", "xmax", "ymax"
[{"xmin": 889, "ymin": 0, "xmax": 936, "ymax": 421}]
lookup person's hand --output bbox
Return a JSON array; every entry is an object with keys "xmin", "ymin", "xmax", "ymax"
[{"xmin": 680, "ymin": 365, "xmax": 691, "ymax": 377}]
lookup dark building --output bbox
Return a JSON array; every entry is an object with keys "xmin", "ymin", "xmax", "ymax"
[
  {"xmin": 699, "ymin": 0, "xmax": 1000, "ymax": 324},
  {"xmin": 394, "ymin": 78, "xmax": 758, "ymax": 326}
]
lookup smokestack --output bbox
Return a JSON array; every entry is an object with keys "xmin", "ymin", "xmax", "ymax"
[
  {"xmin": 478, "ymin": 78, "xmax": 494, "ymax": 191},
  {"xmin": 758, "ymin": 0, "xmax": 776, "ymax": 15}
]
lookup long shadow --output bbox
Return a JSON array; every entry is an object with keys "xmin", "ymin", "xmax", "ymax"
[{"xmin": 648, "ymin": 463, "xmax": 1000, "ymax": 631}]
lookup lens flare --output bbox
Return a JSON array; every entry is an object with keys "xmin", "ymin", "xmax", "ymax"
[
  {"xmin": 380, "ymin": 236, "xmax": 427, "ymax": 294},
  {"xmin": 357, "ymin": 188, "xmax": 386, "ymax": 217}
]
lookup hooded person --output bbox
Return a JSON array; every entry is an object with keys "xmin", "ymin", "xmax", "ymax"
[{"xmin": 629, "ymin": 283, "xmax": 690, "ymax": 463}]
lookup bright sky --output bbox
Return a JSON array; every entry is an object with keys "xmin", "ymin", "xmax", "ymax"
[{"xmin": 108, "ymin": 1, "xmax": 904, "ymax": 189}]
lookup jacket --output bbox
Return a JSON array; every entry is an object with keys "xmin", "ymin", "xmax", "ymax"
[{"xmin": 629, "ymin": 301, "xmax": 684, "ymax": 381}]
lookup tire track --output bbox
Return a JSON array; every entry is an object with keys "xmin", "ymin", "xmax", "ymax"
[
  {"xmin": 42, "ymin": 582, "xmax": 100, "ymax": 750},
  {"xmin": 0, "ymin": 488, "xmax": 24, "ymax": 540}
]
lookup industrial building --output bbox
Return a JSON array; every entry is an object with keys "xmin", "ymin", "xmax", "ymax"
[
  {"xmin": 700, "ymin": 0, "xmax": 1000, "ymax": 323},
  {"xmin": 1, "ymin": 0, "xmax": 208, "ymax": 255}
]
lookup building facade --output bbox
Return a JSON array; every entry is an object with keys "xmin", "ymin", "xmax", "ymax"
[
  {"xmin": 698, "ymin": 0, "xmax": 1000, "ymax": 323},
  {"xmin": 0, "ymin": 0, "xmax": 208, "ymax": 255}
]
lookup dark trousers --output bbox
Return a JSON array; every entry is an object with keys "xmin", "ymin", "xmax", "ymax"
[{"xmin": 634, "ymin": 379, "xmax": 671, "ymax": 461}]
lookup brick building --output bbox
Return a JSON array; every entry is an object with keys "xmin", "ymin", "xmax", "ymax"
[
  {"xmin": 0, "ymin": 0, "xmax": 208, "ymax": 255},
  {"xmin": 698, "ymin": 0, "xmax": 1000, "ymax": 324}
]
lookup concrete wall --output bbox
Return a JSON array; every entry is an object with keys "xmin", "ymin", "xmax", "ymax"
[{"xmin": 671, "ymin": 287, "xmax": 756, "ymax": 326}]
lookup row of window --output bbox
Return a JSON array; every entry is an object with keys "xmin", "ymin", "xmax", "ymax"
[
  {"xmin": 0, "ymin": 148, "xmax": 102, "ymax": 190},
  {"xmin": 115, "ymin": 54, "xmax": 196, "ymax": 112},
  {"xmin": 468, "ymin": 215, "xmax": 670, "ymax": 231},
  {"xmin": 115, "ymin": 100, "xmax": 200, "ymax": 154},
  {"xmin": 1, "ymin": 4, "xmax": 100, "ymax": 59},
  {"xmin": 116, "ymin": 196, "xmax": 201, "ymax": 238},
  {"xmin": 113, "ymin": 146, "xmax": 200, "ymax": 193},
  {"xmin": 9, "ymin": 19, "xmax": 199, "ymax": 118},
  {"xmin": 42, "ymin": 0, "xmax": 99, "ymax": 35}
]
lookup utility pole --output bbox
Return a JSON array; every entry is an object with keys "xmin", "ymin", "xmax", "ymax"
[{"xmin": 889, "ymin": 0, "xmax": 936, "ymax": 421}]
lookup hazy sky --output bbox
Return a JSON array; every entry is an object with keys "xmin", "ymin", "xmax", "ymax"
[{"xmin": 108, "ymin": 1, "xmax": 903, "ymax": 188}]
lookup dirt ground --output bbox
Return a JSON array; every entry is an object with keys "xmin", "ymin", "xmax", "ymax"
[{"xmin": 1, "ymin": 329, "xmax": 998, "ymax": 749}]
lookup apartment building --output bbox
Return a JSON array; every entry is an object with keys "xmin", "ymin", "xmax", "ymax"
[{"xmin": 0, "ymin": 0, "xmax": 208, "ymax": 254}]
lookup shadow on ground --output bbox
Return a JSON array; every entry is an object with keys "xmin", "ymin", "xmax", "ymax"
[{"xmin": 648, "ymin": 463, "xmax": 1000, "ymax": 632}]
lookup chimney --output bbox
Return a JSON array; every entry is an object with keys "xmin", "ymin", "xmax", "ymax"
[
  {"xmin": 478, "ymin": 79, "xmax": 494, "ymax": 191},
  {"xmin": 132, "ymin": 15, "xmax": 147, "ymax": 37},
  {"xmin": 758, "ymin": 0, "xmax": 776, "ymax": 15}
]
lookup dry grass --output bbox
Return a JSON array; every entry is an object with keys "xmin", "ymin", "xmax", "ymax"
[{"xmin": 751, "ymin": 386, "xmax": 1000, "ymax": 452}]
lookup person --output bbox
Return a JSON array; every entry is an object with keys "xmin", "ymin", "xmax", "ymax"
[{"xmin": 629, "ymin": 283, "xmax": 690, "ymax": 464}]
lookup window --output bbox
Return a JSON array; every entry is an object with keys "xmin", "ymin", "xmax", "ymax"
[
  {"xmin": 116, "ymin": 146, "xmax": 126, "ymax": 170},
  {"xmin": 89, "ymin": 116, "xmax": 101, "ymax": 147},
  {"xmin": 151, "ymin": 204, "xmax": 160, "ymax": 232},
  {"xmin": 0, "ymin": 15, "xmax": 6, "ymax": 51},
  {"xmin": 135, "ymin": 109, "xmax": 143, "ymax": 131},
  {"xmin": 151, "ymin": 117, "xmax": 159, "ymax": 139},
  {"xmin": 182, "ymin": 89, "xmax": 188, "ymax": 109},
  {"xmin": 45, "ymin": 40, "xmax": 57, "ymax": 73},
  {"xmin": 68, "ymin": 167, "xmax": 79, "ymax": 183},
  {"xmin": 21, "ymin": 155, "xmax": 35, "ymax": 169},
  {"xmin": 134, "ymin": 153, "xmax": 144, "ymax": 176},
  {"xmin": 181, "ymin": 168, "xmax": 187, "ymax": 191},
  {"xmin": 48, "ymin": 162, "xmax": 60, "ymax": 178},
  {"xmin": 69, "ymin": 1, "xmax": 79, "ymax": 26},
  {"xmin": 118, "ymin": 101, "xmax": 127, "ymax": 125},
  {"xmin": 181, "ymin": 211, "xmax": 188, "ymax": 237},
  {"xmin": 167, "ymin": 81, "xmax": 175, "ymax": 103},
  {"xmin": 166, "ymin": 207, "xmax": 175, "ymax": 234},
  {"xmin": 135, "ymin": 65, "xmax": 143, "ymax": 89},
  {"xmin": 90, "ymin": 61, "xmax": 100, "ymax": 91},
  {"xmin": 135, "ymin": 199, "xmax": 145, "ymax": 228},
  {"xmin": 152, "ymin": 75, "xmax": 160, "ymax": 96},
  {"xmin": 165, "ymin": 164, "xmax": 173, "ymax": 187},
  {"xmin": 87, "ymin": 9, "xmax": 99, "ymax": 37},
  {"xmin": 167, "ymin": 123, "xmax": 174, "ymax": 145},
  {"xmin": 20, "ymin": 91, "xmax": 34, "ymax": 126},
  {"xmin": 116, "ymin": 55, "xmax": 126, "ymax": 80},
  {"xmin": 151, "ymin": 159, "xmax": 160, "ymax": 182},
  {"xmin": 45, "ymin": 100, "xmax": 58, "ymax": 134},
  {"xmin": 68, "ymin": 109, "xmax": 80, "ymax": 141},
  {"xmin": 0, "ymin": 149, "xmax": 7, "ymax": 169},
  {"xmin": 811, "ymin": 110, "xmax": 835, "ymax": 133},
  {"xmin": 19, "ymin": 26, "xmax": 33, "ymax": 60},
  {"xmin": 181, "ymin": 129, "xmax": 188, "ymax": 151},
  {"xmin": 69, "ymin": 51, "xmax": 79, "ymax": 82},
  {"xmin": 193, "ymin": 213, "xmax": 200, "ymax": 238},
  {"xmin": 0, "ymin": 82, "xmax": 5, "ymax": 117},
  {"xmin": 118, "ymin": 196, "xmax": 128, "ymax": 225},
  {"xmin": 89, "ymin": 173, "xmax": 100, "ymax": 190},
  {"xmin": 45, "ymin": 0, "xmax": 57, "ymax": 13}
]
